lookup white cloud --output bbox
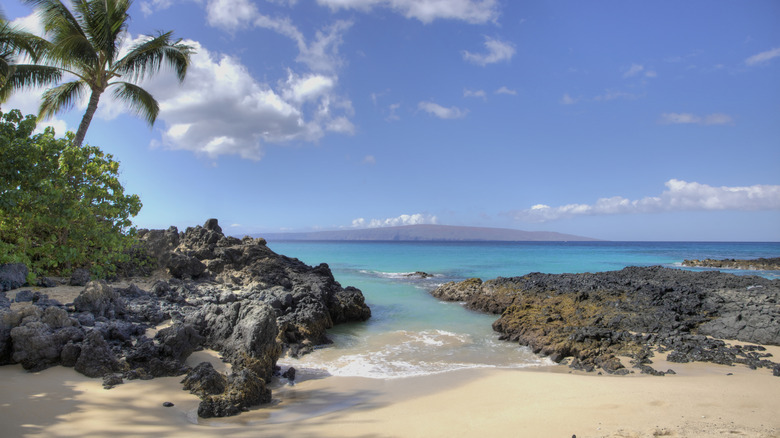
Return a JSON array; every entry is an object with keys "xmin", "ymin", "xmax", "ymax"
[
  {"xmin": 381, "ymin": 102, "xmax": 401, "ymax": 121},
  {"xmin": 659, "ymin": 112, "xmax": 734, "ymax": 126},
  {"xmin": 140, "ymin": 41, "xmax": 353, "ymax": 160},
  {"xmin": 198, "ymin": 0, "xmax": 351, "ymax": 73},
  {"xmin": 418, "ymin": 101, "xmax": 468, "ymax": 119},
  {"xmin": 463, "ymin": 36, "xmax": 515, "ymax": 66},
  {"xmin": 560, "ymin": 93, "xmax": 578, "ymax": 105},
  {"xmin": 745, "ymin": 47, "xmax": 780, "ymax": 66},
  {"xmin": 495, "ymin": 86, "xmax": 517, "ymax": 95},
  {"xmin": 316, "ymin": 0, "xmax": 499, "ymax": 24},
  {"xmin": 508, "ymin": 179, "xmax": 780, "ymax": 223},
  {"xmin": 464, "ymin": 89, "xmax": 487, "ymax": 99},
  {"xmin": 139, "ymin": 0, "xmax": 176, "ymax": 15},
  {"xmin": 206, "ymin": 0, "xmax": 259, "ymax": 30},
  {"xmin": 362, "ymin": 155, "xmax": 376, "ymax": 165},
  {"xmin": 623, "ymin": 63, "xmax": 644, "ymax": 77},
  {"xmin": 594, "ymin": 89, "xmax": 640, "ymax": 101},
  {"xmin": 352, "ymin": 213, "xmax": 438, "ymax": 228}
]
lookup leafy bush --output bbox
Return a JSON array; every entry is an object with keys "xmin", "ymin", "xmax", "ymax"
[{"xmin": 0, "ymin": 109, "xmax": 142, "ymax": 278}]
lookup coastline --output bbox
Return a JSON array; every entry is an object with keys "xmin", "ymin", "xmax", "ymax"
[{"xmin": 2, "ymin": 349, "xmax": 778, "ymax": 438}]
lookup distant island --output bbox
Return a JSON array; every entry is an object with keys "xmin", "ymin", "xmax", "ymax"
[{"xmin": 258, "ymin": 224, "xmax": 598, "ymax": 242}]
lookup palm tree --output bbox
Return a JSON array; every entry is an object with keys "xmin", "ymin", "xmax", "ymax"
[
  {"xmin": 22, "ymin": 0, "xmax": 193, "ymax": 146},
  {"xmin": 0, "ymin": 9, "xmax": 61, "ymax": 104}
]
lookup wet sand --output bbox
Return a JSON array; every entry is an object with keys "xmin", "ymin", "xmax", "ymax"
[{"xmin": 2, "ymin": 347, "xmax": 779, "ymax": 438}]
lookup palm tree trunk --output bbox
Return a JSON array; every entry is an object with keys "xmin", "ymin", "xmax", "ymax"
[{"xmin": 74, "ymin": 88, "xmax": 102, "ymax": 147}]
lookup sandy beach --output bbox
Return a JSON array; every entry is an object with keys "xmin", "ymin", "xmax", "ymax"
[{"xmin": 2, "ymin": 346, "xmax": 779, "ymax": 438}]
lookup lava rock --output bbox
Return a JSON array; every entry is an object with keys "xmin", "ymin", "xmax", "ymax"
[
  {"xmin": 75, "ymin": 331, "xmax": 121, "ymax": 377},
  {"xmin": 69, "ymin": 268, "xmax": 91, "ymax": 286},
  {"xmin": 0, "ymin": 263, "xmax": 28, "ymax": 292},
  {"xmin": 74, "ymin": 281, "xmax": 126, "ymax": 319},
  {"xmin": 181, "ymin": 362, "xmax": 227, "ymax": 397}
]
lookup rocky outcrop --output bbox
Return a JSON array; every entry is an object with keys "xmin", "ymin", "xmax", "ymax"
[
  {"xmin": 0, "ymin": 218, "xmax": 371, "ymax": 417},
  {"xmin": 431, "ymin": 277, "xmax": 483, "ymax": 302},
  {"xmin": 682, "ymin": 257, "xmax": 780, "ymax": 271},
  {"xmin": 0, "ymin": 263, "xmax": 28, "ymax": 292},
  {"xmin": 431, "ymin": 266, "xmax": 780, "ymax": 375}
]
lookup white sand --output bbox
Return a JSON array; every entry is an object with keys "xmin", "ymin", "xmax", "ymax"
[{"xmin": 2, "ymin": 348, "xmax": 779, "ymax": 438}]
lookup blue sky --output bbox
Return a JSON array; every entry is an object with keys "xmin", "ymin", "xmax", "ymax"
[{"xmin": 5, "ymin": 0, "xmax": 780, "ymax": 241}]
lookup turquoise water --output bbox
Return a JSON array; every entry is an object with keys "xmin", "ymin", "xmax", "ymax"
[{"xmin": 270, "ymin": 241, "xmax": 780, "ymax": 378}]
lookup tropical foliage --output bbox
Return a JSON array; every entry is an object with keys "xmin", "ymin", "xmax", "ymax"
[
  {"xmin": 0, "ymin": 9, "xmax": 61, "ymax": 103},
  {"xmin": 14, "ymin": 0, "xmax": 193, "ymax": 146},
  {"xmin": 0, "ymin": 109, "xmax": 142, "ymax": 277}
]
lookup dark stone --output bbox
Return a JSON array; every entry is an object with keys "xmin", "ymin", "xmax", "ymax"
[
  {"xmin": 166, "ymin": 253, "xmax": 206, "ymax": 279},
  {"xmin": 431, "ymin": 266, "xmax": 780, "ymax": 375},
  {"xmin": 103, "ymin": 374, "xmax": 124, "ymax": 389},
  {"xmin": 155, "ymin": 323, "xmax": 204, "ymax": 362},
  {"xmin": 136, "ymin": 226, "xmax": 180, "ymax": 269},
  {"xmin": 75, "ymin": 331, "xmax": 121, "ymax": 378},
  {"xmin": 162, "ymin": 401, "xmax": 174, "ymax": 407},
  {"xmin": 10, "ymin": 321, "xmax": 84, "ymax": 371},
  {"xmin": 204, "ymin": 218, "xmax": 222, "ymax": 234},
  {"xmin": 37, "ymin": 277, "xmax": 59, "ymax": 288},
  {"xmin": 281, "ymin": 366, "xmax": 296, "ymax": 381},
  {"xmin": 60, "ymin": 342, "xmax": 81, "ymax": 367},
  {"xmin": 197, "ymin": 368, "xmax": 271, "ymax": 418},
  {"xmin": 188, "ymin": 302, "xmax": 280, "ymax": 382},
  {"xmin": 74, "ymin": 281, "xmax": 126, "ymax": 319},
  {"xmin": 123, "ymin": 337, "xmax": 189, "ymax": 378},
  {"xmin": 69, "ymin": 268, "xmax": 91, "ymax": 286},
  {"xmin": 181, "ymin": 362, "xmax": 227, "ymax": 397},
  {"xmin": 14, "ymin": 290, "xmax": 34, "ymax": 303},
  {"xmin": 0, "ymin": 263, "xmax": 28, "ymax": 292}
]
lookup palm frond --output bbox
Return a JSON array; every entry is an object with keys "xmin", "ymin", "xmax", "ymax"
[
  {"xmin": 115, "ymin": 31, "xmax": 193, "ymax": 83},
  {"xmin": 110, "ymin": 81, "xmax": 159, "ymax": 126},
  {"xmin": 1, "ymin": 20, "xmax": 53, "ymax": 62},
  {"xmin": 38, "ymin": 79, "xmax": 87, "ymax": 120},
  {"xmin": 22, "ymin": 0, "xmax": 97, "ymax": 67},
  {"xmin": 73, "ymin": 0, "xmax": 129, "ymax": 65},
  {"xmin": 0, "ymin": 64, "xmax": 61, "ymax": 102}
]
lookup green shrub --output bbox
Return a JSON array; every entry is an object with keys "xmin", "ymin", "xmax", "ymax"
[{"xmin": 0, "ymin": 109, "xmax": 142, "ymax": 278}]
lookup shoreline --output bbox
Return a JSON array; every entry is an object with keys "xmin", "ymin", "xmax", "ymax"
[{"xmin": 2, "ymin": 351, "xmax": 779, "ymax": 438}]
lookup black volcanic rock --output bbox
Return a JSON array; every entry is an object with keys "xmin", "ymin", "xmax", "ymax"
[
  {"xmin": 75, "ymin": 331, "xmax": 121, "ymax": 377},
  {"xmin": 0, "ymin": 218, "xmax": 371, "ymax": 417},
  {"xmin": 682, "ymin": 257, "xmax": 780, "ymax": 271},
  {"xmin": 431, "ymin": 266, "xmax": 780, "ymax": 375},
  {"xmin": 0, "ymin": 263, "xmax": 27, "ymax": 292}
]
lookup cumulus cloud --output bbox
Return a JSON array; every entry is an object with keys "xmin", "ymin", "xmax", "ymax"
[
  {"xmin": 623, "ymin": 63, "xmax": 644, "ymax": 77},
  {"xmin": 202, "ymin": 0, "xmax": 351, "ymax": 73},
  {"xmin": 418, "ymin": 101, "xmax": 468, "ymax": 119},
  {"xmin": 316, "ymin": 0, "xmax": 499, "ymax": 24},
  {"xmin": 464, "ymin": 89, "xmax": 487, "ymax": 99},
  {"xmin": 508, "ymin": 180, "xmax": 780, "ymax": 223},
  {"xmin": 495, "ymin": 86, "xmax": 517, "ymax": 95},
  {"xmin": 745, "ymin": 47, "xmax": 780, "ymax": 66},
  {"xmin": 462, "ymin": 36, "xmax": 515, "ymax": 66},
  {"xmin": 351, "ymin": 213, "xmax": 438, "ymax": 228},
  {"xmin": 560, "ymin": 93, "xmax": 578, "ymax": 105},
  {"xmin": 659, "ymin": 112, "xmax": 734, "ymax": 126},
  {"xmin": 142, "ymin": 41, "xmax": 353, "ymax": 160},
  {"xmin": 594, "ymin": 89, "xmax": 640, "ymax": 101}
]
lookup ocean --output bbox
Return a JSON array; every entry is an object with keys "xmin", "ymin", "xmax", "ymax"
[{"xmin": 268, "ymin": 241, "xmax": 780, "ymax": 379}]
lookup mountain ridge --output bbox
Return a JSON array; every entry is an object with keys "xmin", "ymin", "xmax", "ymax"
[{"xmin": 257, "ymin": 224, "xmax": 599, "ymax": 242}]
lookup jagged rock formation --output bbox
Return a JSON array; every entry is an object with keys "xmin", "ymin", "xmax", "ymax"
[
  {"xmin": 682, "ymin": 257, "xmax": 780, "ymax": 271},
  {"xmin": 0, "ymin": 219, "xmax": 371, "ymax": 417},
  {"xmin": 432, "ymin": 266, "xmax": 780, "ymax": 376}
]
